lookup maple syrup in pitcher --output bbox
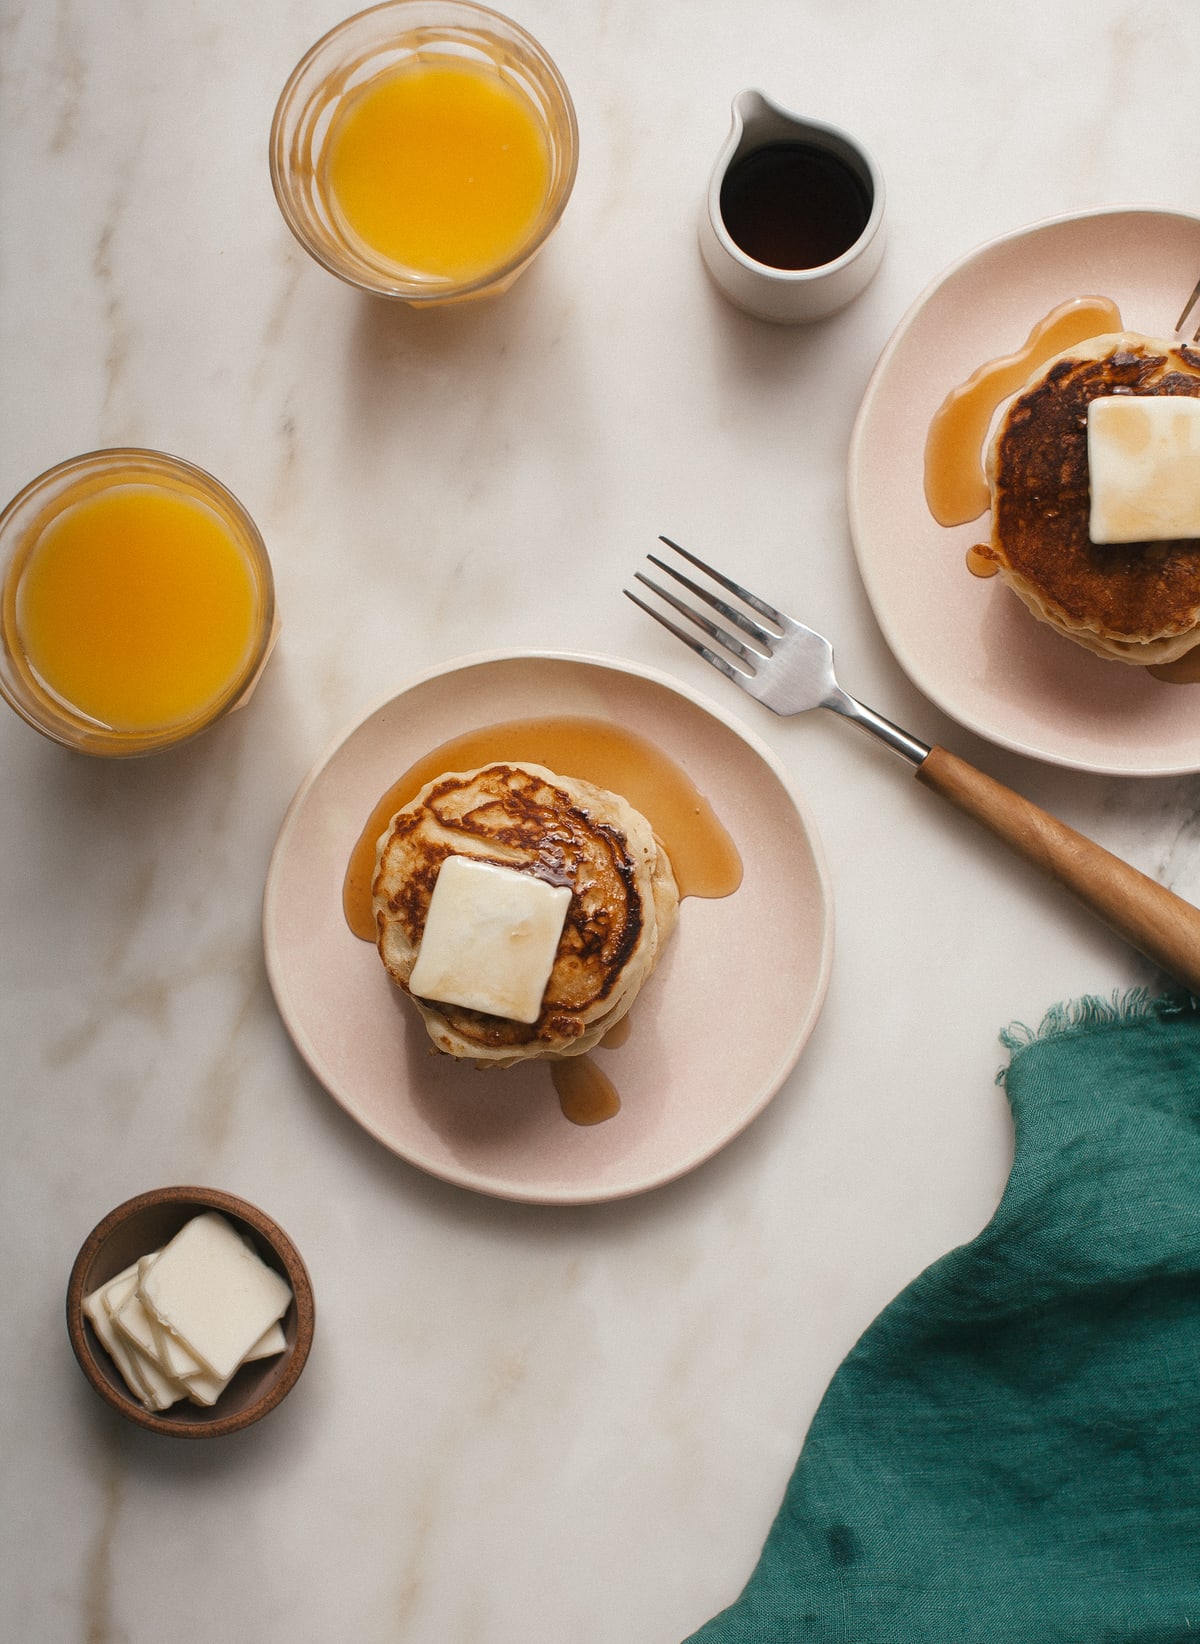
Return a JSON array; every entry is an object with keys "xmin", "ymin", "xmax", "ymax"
[
  {"xmin": 719, "ymin": 141, "xmax": 871, "ymax": 269},
  {"xmin": 344, "ymin": 716, "xmax": 742, "ymax": 1126}
]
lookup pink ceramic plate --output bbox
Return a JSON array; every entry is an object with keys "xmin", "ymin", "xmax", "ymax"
[
  {"xmin": 263, "ymin": 652, "xmax": 833, "ymax": 1205},
  {"xmin": 849, "ymin": 206, "xmax": 1200, "ymax": 775}
]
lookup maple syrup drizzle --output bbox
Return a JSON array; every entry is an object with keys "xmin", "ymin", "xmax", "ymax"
[
  {"xmin": 924, "ymin": 296, "xmax": 1123, "ymax": 528},
  {"xmin": 343, "ymin": 715, "xmax": 741, "ymax": 938},
  {"xmin": 598, "ymin": 1013, "xmax": 633, "ymax": 1049},
  {"xmin": 1149, "ymin": 645, "xmax": 1200, "ymax": 685},
  {"xmin": 964, "ymin": 545, "xmax": 999, "ymax": 579},
  {"xmin": 550, "ymin": 1056, "xmax": 622, "ymax": 1126},
  {"xmin": 343, "ymin": 716, "xmax": 743, "ymax": 1125},
  {"xmin": 925, "ymin": 295, "xmax": 1200, "ymax": 686},
  {"xmin": 542, "ymin": 1005, "xmax": 637, "ymax": 1124}
]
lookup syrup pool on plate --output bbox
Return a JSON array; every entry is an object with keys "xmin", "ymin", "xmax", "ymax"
[
  {"xmin": 322, "ymin": 57, "xmax": 552, "ymax": 284},
  {"xmin": 343, "ymin": 715, "xmax": 743, "ymax": 936},
  {"xmin": 343, "ymin": 716, "xmax": 743, "ymax": 1125},
  {"xmin": 0, "ymin": 450, "xmax": 275, "ymax": 754},
  {"xmin": 924, "ymin": 295, "xmax": 1200, "ymax": 684},
  {"xmin": 923, "ymin": 295, "xmax": 1123, "ymax": 531}
]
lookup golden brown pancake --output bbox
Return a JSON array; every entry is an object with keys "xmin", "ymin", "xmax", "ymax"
[
  {"xmin": 982, "ymin": 332, "xmax": 1200, "ymax": 664},
  {"xmin": 372, "ymin": 762, "xmax": 678, "ymax": 1066}
]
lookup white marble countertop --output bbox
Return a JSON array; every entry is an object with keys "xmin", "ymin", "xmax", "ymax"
[{"xmin": 3, "ymin": 1, "xmax": 1200, "ymax": 1639}]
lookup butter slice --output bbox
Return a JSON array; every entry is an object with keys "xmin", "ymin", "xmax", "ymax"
[
  {"xmin": 408, "ymin": 856, "xmax": 571, "ymax": 1025},
  {"xmin": 114, "ymin": 1284, "xmax": 166, "ymax": 1361},
  {"xmin": 137, "ymin": 1255, "xmax": 207, "ymax": 1379},
  {"xmin": 85, "ymin": 1265, "xmax": 186, "ymax": 1411},
  {"xmin": 243, "ymin": 1321, "xmax": 287, "ymax": 1361},
  {"xmin": 1087, "ymin": 395, "xmax": 1200, "ymax": 542},
  {"xmin": 84, "ymin": 1265, "xmax": 156, "ymax": 1404},
  {"xmin": 179, "ymin": 1323, "xmax": 287, "ymax": 1407},
  {"xmin": 139, "ymin": 1212, "xmax": 293, "ymax": 1382}
]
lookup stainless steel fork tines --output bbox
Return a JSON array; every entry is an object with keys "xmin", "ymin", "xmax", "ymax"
[
  {"xmin": 626, "ymin": 536, "xmax": 929, "ymax": 763},
  {"xmin": 625, "ymin": 536, "xmax": 1200, "ymax": 993},
  {"xmin": 1174, "ymin": 275, "xmax": 1200, "ymax": 342}
]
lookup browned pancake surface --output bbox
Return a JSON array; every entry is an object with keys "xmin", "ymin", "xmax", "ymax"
[
  {"xmin": 989, "ymin": 337, "xmax": 1200, "ymax": 641},
  {"xmin": 373, "ymin": 763, "xmax": 668, "ymax": 1057}
]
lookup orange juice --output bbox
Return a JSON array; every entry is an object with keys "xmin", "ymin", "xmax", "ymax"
[
  {"xmin": 322, "ymin": 58, "xmax": 552, "ymax": 283},
  {"xmin": 16, "ymin": 484, "xmax": 258, "ymax": 732},
  {"xmin": 0, "ymin": 452, "xmax": 274, "ymax": 752}
]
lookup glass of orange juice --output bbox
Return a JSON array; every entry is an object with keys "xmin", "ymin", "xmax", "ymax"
[
  {"xmin": 0, "ymin": 449, "xmax": 277, "ymax": 757},
  {"xmin": 270, "ymin": 1, "xmax": 578, "ymax": 305}
]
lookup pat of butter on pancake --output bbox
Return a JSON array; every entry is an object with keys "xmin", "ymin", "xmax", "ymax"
[
  {"xmin": 1087, "ymin": 395, "xmax": 1200, "ymax": 543},
  {"xmin": 408, "ymin": 855, "xmax": 571, "ymax": 1025}
]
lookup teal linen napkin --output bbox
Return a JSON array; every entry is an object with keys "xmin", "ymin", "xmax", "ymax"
[{"xmin": 687, "ymin": 992, "xmax": 1200, "ymax": 1643}]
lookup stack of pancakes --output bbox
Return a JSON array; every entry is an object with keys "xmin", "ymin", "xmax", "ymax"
[
  {"xmin": 372, "ymin": 761, "xmax": 678, "ymax": 1066},
  {"xmin": 981, "ymin": 332, "xmax": 1200, "ymax": 664}
]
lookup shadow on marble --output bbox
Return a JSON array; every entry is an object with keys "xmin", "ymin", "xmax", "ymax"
[
  {"xmin": 272, "ymin": 951, "xmax": 833, "ymax": 1248},
  {"xmin": 65, "ymin": 1325, "xmax": 322, "ymax": 1484}
]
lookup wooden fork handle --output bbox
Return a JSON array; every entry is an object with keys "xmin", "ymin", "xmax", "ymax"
[{"xmin": 916, "ymin": 744, "xmax": 1200, "ymax": 993}]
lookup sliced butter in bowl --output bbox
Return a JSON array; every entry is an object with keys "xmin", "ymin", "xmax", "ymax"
[
  {"xmin": 81, "ymin": 1211, "xmax": 293, "ymax": 1413},
  {"xmin": 69, "ymin": 1187, "xmax": 314, "ymax": 1436},
  {"xmin": 81, "ymin": 1264, "xmax": 151, "ymax": 1402},
  {"xmin": 84, "ymin": 1263, "xmax": 182, "ymax": 1412}
]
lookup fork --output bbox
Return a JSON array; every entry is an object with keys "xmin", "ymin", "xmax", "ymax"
[
  {"xmin": 1176, "ymin": 275, "xmax": 1200, "ymax": 342},
  {"xmin": 626, "ymin": 537, "xmax": 1200, "ymax": 993}
]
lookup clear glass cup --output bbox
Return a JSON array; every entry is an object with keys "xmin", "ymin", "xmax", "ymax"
[
  {"xmin": 0, "ymin": 449, "xmax": 277, "ymax": 757},
  {"xmin": 269, "ymin": 0, "xmax": 578, "ymax": 305}
]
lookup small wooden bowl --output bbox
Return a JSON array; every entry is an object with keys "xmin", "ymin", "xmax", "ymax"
[{"xmin": 67, "ymin": 1186, "xmax": 315, "ymax": 1438}]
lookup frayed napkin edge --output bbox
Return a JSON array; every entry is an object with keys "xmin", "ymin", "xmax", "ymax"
[{"xmin": 995, "ymin": 987, "xmax": 1200, "ymax": 1084}]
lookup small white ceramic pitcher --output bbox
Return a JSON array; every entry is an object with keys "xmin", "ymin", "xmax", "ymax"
[{"xmin": 698, "ymin": 89, "xmax": 885, "ymax": 324}]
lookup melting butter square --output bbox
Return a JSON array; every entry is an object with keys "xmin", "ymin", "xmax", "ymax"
[
  {"xmin": 408, "ymin": 855, "xmax": 571, "ymax": 1025},
  {"xmin": 1087, "ymin": 395, "xmax": 1200, "ymax": 542}
]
